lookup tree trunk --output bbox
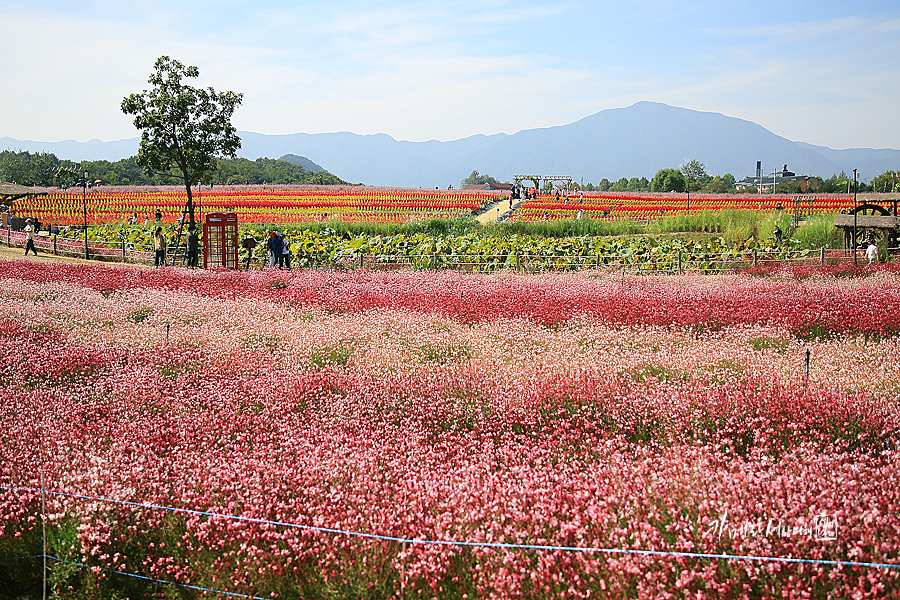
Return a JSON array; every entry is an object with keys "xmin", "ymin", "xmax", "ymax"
[{"xmin": 181, "ymin": 166, "xmax": 196, "ymax": 228}]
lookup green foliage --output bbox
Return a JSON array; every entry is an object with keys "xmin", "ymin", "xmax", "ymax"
[
  {"xmin": 126, "ymin": 307, "xmax": 154, "ymax": 323},
  {"xmin": 680, "ymin": 159, "xmax": 709, "ymax": 192},
  {"xmin": 0, "ymin": 150, "xmax": 59, "ymax": 186},
  {"xmin": 121, "ymin": 56, "xmax": 244, "ymax": 226},
  {"xmin": 791, "ymin": 213, "xmax": 842, "ymax": 248},
  {"xmin": 490, "ymin": 218, "xmax": 643, "ymax": 238},
  {"xmin": 756, "ymin": 212, "xmax": 792, "ymax": 244},
  {"xmin": 651, "ymin": 168, "xmax": 687, "ymax": 192},
  {"xmin": 212, "ymin": 157, "xmax": 345, "ymax": 185},
  {"xmin": 700, "ymin": 174, "xmax": 737, "ymax": 193},
  {"xmin": 749, "ymin": 337, "xmax": 790, "ymax": 352},
  {"xmin": 419, "ymin": 343, "xmax": 472, "ymax": 364},
  {"xmin": 610, "ymin": 177, "xmax": 629, "ymax": 192},
  {"xmin": 309, "ymin": 345, "xmax": 354, "ymax": 369},
  {"xmin": 9, "ymin": 154, "xmax": 346, "ymax": 188},
  {"xmin": 277, "ymin": 154, "xmax": 324, "ymax": 172},
  {"xmin": 461, "ymin": 170, "xmax": 501, "ymax": 187},
  {"xmin": 817, "ymin": 172, "xmax": 852, "ymax": 194},
  {"xmin": 649, "ymin": 210, "xmax": 756, "ymax": 239},
  {"xmin": 872, "ymin": 170, "xmax": 899, "ymax": 194}
]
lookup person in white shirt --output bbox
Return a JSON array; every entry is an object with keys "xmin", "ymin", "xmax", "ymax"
[
  {"xmin": 866, "ymin": 241, "xmax": 879, "ymax": 264},
  {"xmin": 23, "ymin": 219, "xmax": 37, "ymax": 256}
]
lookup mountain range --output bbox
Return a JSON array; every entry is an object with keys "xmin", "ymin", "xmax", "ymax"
[{"xmin": 3, "ymin": 102, "xmax": 898, "ymax": 187}]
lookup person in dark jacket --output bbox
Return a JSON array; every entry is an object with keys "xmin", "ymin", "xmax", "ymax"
[
  {"xmin": 186, "ymin": 225, "xmax": 200, "ymax": 268},
  {"xmin": 266, "ymin": 231, "xmax": 282, "ymax": 268}
]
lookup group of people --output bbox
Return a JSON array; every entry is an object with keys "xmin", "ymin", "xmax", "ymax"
[
  {"xmin": 128, "ymin": 210, "xmax": 163, "ymax": 227},
  {"xmin": 152, "ymin": 225, "xmax": 199, "ymax": 268},
  {"xmin": 266, "ymin": 231, "xmax": 292, "ymax": 269}
]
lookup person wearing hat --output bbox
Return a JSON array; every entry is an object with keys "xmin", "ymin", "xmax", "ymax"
[
  {"xmin": 266, "ymin": 231, "xmax": 281, "ymax": 268},
  {"xmin": 23, "ymin": 218, "xmax": 38, "ymax": 256}
]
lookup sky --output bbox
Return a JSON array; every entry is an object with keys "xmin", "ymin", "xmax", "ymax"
[{"xmin": 2, "ymin": 0, "xmax": 900, "ymax": 150}]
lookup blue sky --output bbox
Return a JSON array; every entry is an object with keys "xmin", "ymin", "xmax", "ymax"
[{"xmin": 3, "ymin": 0, "xmax": 900, "ymax": 149}]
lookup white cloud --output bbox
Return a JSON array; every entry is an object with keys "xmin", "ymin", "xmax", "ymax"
[{"xmin": 2, "ymin": 1, "xmax": 899, "ymax": 151}]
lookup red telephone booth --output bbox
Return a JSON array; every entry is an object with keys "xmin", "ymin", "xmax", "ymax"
[{"xmin": 203, "ymin": 212, "xmax": 239, "ymax": 269}]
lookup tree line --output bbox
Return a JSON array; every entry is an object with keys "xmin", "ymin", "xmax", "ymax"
[
  {"xmin": 466, "ymin": 159, "xmax": 895, "ymax": 194},
  {"xmin": 0, "ymin": 150, "xmax": 348, "ymax": 188}
]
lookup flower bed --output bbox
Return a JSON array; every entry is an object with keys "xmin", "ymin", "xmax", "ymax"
[
  {"xmin": 511, "ymin": 192, "xmax": 856, "ymax": 221},
  {"xmin": 12, "ymin": 186, "xmax": 497, "ymax": 226},
  {"xmin": 1, "ymin": 262, "xmax": 898, "ymax": 598}
]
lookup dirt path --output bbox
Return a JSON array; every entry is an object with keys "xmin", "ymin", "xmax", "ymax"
[
  {"xmin": 0, "ymin": 241, "xmax": 145, "ymax": 269},
  {"xmin": 476, "ymin": 198, "xmax": 517, "ymax": 224}
]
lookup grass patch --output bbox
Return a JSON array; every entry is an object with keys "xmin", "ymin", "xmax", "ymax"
[
  {"xmin": 242, "ymin": 333, "xmax": 282, "ymax": 352},
  {"xmin": 748, "ymin": 337, "xmax": 790, "ymax": 352},
  {"xmin": 127, "ymin": 307, "xmax": 154, "ymax": 324},
  {"xmin": 627, "ymin": 364, "xmax": 687, "ymax": 383},
  {"xmin": 796, "ymin": 322, "xmax": 837, "ymax": 342},
  {"xmin": 419, "ymin": 343, "xmax": 472, "ymax": 364},
  {"xmin": 309, "ymin": 345, "xmax": 353, "ymax": 369}
]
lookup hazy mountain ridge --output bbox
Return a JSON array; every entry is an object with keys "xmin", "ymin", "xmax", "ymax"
[{"xmin": 3, "ymin": 102, "xmax": 897, "ymax": 187}]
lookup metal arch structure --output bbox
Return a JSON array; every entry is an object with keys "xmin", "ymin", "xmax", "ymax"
[
  {"xmin": 849, "ymin": 203, "xmax": 891, "ymax": 216},
  {"xmin": 513, "ymin": 175, "xmax": 573, "ymax": 191}
]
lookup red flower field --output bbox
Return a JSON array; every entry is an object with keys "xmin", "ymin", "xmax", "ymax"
[{"xmin": 1, "ymin": 261, "xmax": 898, "ymax": 598}]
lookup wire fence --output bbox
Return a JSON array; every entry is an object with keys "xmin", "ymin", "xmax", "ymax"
[
  {"xmin": 3, "ymin": 484, "xmax": 898, "ymax": 599},
  {"xmin": 3, "ymin": 228, "xmax": 896, "ymax": 272}
]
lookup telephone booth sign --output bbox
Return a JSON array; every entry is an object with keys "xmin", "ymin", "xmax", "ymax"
[{"xmin": 203, "ymin": 212, "xmax": 239, "ymax": 269}]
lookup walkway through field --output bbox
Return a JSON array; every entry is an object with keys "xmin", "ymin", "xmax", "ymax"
[{"xmin": 475, "ymin": 197, "xmax": 520, "ymax": 224}]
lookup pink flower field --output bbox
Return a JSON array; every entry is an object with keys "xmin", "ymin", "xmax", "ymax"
[{"xmin": 0, "ymin": 261, "xmax": 899, "ymax": 599}]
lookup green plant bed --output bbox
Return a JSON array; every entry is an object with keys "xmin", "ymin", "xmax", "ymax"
[{"xmin": 55, "ymin": 212, "xmax": 844, "ymax": 269}]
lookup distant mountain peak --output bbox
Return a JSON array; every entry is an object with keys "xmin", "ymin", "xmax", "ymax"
[{"xmin": 3, "ymin": 104, "xmax": 897, "ymax": 186}]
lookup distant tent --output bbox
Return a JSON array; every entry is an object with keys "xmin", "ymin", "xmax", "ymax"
[{"xmin": 0, "ymin": 181, "xmax": 49, "ymax": 203}]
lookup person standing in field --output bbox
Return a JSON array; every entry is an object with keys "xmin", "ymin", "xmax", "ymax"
[
  {"xmin": 23, "ymin": 218, "xmax": 38, "ymax": 256},
  {"xmin": 281, "ymin": 233, "xmax": 292, "ymax": 271},
  {"xmin": 266, "ymin": 231, "xmax": 281, "ymax": 268},
  {"xmin": 186, "ymin": 225, "xmax": 199, "ymax": 268},
  {"xmin": 866, "ymin": 241, "xmax": 879, "ymax": 264},
  {"xmin": 153, "ymin": 227, "xmax": 167, "ymax": 267}
]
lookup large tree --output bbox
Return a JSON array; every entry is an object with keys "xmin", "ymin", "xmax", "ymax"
[
  {"xmin": 680, "ymin": 159, "xmax": 708, "ymax": 192},
  {"xmin": 121, "ymin": 56, "xmax": 243, "ymax": 228},
  {"xmin": 461, "ymin": 170, "xmax": 500, "ymax": 187},
  {"xmin": 651, "ymin": 168, "xmax": 686, "ymax": 192}
]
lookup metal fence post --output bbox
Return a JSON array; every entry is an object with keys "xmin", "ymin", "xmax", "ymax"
[
  {"xmin": 820, "ymin": 246, "xmax": 825, "ymax": 266},
  {"xmin": 678, "ymin": 250, "xmax": 682, "ymax": 273},
  {"xmin": 53, "ymin": 234, "xmax": 57, "ymax": 255},
  {"xmin": 753, "ymin": 248, "xmax": 758, "ymax": 267}
]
